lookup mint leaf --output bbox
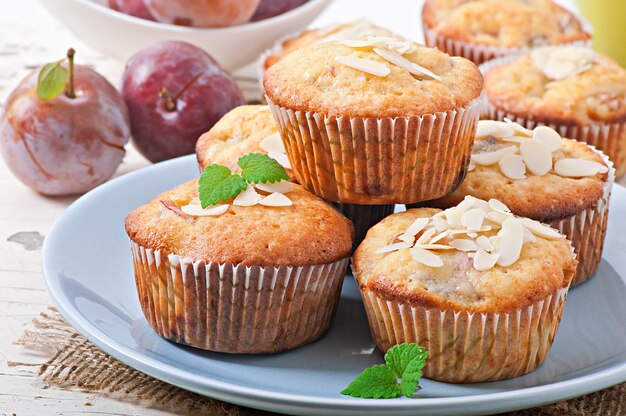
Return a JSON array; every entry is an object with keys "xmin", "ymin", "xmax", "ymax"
[
  {"xmin": 385, "ymin": 343, "xmax": 428, "ymax": 379},
  {"xmin": 198, "ymin": 164, "xmax": 247, "ymax": 207},
  {"xmin": 37, "ymin": 60, "xmax": 67, "ymax": 100},
  {"xmin": 341, "ymin": 365, "xmax": 401, "ymax": 399},
  {"xmin": 238, "ymin": 153, "xmax": 289, "ymax": 184}
]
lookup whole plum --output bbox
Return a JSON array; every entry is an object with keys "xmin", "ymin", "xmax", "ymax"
[
  {"xmin": 144, "ymin": 0, "xmax": 260, "ymax": 27},
  {"xmin": 109, "ymin": 0, "xmax": 156, "ymax": 21},
  {"xmin": 252, "ymin": 0, "xmax": 308, "ymax": 21}
]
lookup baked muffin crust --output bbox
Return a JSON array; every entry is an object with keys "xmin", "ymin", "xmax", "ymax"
[
  {"xmin": 422, "ymin": 0, "xmax": 590, "ymax": 48},
  {"xmin": 264, "ymin": 41, "xmax": 483, "ymax": 118},
  {"xmin": 125, "ymin": 180, "xmax": 354, "ymax": 267}
]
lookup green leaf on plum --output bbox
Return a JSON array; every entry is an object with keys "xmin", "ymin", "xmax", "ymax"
[{"xmin": 37, "ymin": 60, "xmax": 67, "ymax": 101}]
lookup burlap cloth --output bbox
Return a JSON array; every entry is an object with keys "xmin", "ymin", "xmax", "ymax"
[{"xmin": 10, "ymin": 308, "xmax": 626, "ymax": 416}]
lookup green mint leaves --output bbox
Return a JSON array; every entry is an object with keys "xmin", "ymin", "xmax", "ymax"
[
  {"xmin": 341, "ymin": 343, "xmax": 428, "ymax": 399},
  {"xmin": 199, "ymin": 153, "xmax": 289, "ymax": 208},
  {"xmin": 37, "ymin": 60, "xmax": 67, "ymax": 100}
]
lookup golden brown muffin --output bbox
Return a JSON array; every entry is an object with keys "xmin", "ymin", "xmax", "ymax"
[
  {"xmin": 264, "ymin": 40, "xmax": 483, "ymax": 204},
  {"xmin": 482, "ymin": 47, "xmax": 626, "ymax": 175},
  {"xmin": 427, "ymin": 120, "xmax": 613, "ymax": 286},
  {"xmin": 422, "ymin": 0, "xmax": 590, "ymax": 64},
  {"xmin": 126, "ymin": 180, "xmax": 353, "ymax": 353},
  {"xmin": 353, "ymin": 198, "xmax": 577, "ymax": 383},
  {"xmin": 195, "ymin": 104, "xmax": 395, "ymax": 248}
]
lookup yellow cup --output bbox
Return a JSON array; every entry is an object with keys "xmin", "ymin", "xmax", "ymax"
[{"xmin": 578, "ymin": 0, "xmax": 626, "ymax": 66}]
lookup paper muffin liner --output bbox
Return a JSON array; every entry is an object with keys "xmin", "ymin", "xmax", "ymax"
[
  {"xmin": 357, "ymin": 283, "xmax": 569, "ymax": 383},
  {"xmin": 266, "ymin": 96, "xmax": 482, "ymax": 205},
  {"xmin": 130, "ymin": 241, "xmax": 349, "ymax": 354},
  {"xmin": 332, "ymin": 203, "xmax": 395, "ymax": 250},
  {"xmin": 423, "ymin": 24, "xmax": 591, "ymax": 66},
  {"xmin": 480, "ymin": 55, "xmax": 626, "ymax": 176}
]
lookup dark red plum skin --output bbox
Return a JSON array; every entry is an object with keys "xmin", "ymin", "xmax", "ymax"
[
  {"xmin": 251, "ymin": 0, "xmax": 308, "ymax": 21},
  {"xmin": 121, "ymin": 41, "xmax": 244, "ymax": 163},
  {"xmin": 0, "ymin": 65, "xmax": 130, "ymax": 196},
  {"xmin": 109, "ymin": 0, "xmax": 156, "ymax": 21},
  {"xmin": 144, "ymin": 0, "xmax": 260, "ymax": 27}
]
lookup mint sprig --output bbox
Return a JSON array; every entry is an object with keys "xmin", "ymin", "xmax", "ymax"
[
  {"xmin": 341, "ymin": 343, "xmax": 428, "ymax": 399},
  {"xmin": 198, "ymin": 153, "xmax": 290, "ymax": 208}
]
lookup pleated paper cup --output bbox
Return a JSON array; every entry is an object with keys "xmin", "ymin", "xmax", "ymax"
[
  {"xmin": 130, "ymin": 241, "xmax": 349, "ymax": 354},
  {"xmin": 550, "ymin": 147, "xmax": 614, "ymax": 287},
  {"xmin": 480, "ymin": 55, "xmax": 626, "ymax": 176},
  {"xmin": 423, "ymin": 24, "xmax": 591, "ymax": 66},
  {"xmin": 332, "ymin": 203, "xmax": 395, "ymax": 250},
  {"xmin": 357, "ymin": 284, "xmax": 569, "ymax": 383},
  {"xmin": 266, "ymin": 97, "xmax": 482, "ymax": 205}
]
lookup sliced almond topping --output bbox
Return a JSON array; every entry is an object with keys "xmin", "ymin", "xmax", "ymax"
[
  {"xmin": 461, "ymin": 208, "xmax": 486, "ymax": 231},
  {"xmin": 259, "ymin": 133, "xmax": 286, "ymax": 154},
  {"xmin": 432, "ymin": 216, "xmax": 451, "ymax": 232},
  {"xmin": 268, "ymin": 151, "xmax": 292, "ymax": 169},
  {"xmin": 255, "ymin": 180, "xmax": 293, "ymax": 194},
  {"xmin": 488, "ymin": 199, "xmax": 512, "ymax": 214},
  {"xmin": 181, "ymin": 204, "xmax": 229, "ymax": 217},
  {"xmin": 494, "ymin": 217, "xmax": 524, "ymax": 267},
  {"xmin": 467, "ymin": 232, "xmax": 478, "ymax": 238},
  {"xmin": 449, "ymin": 239, "xmax": 478, "ymax": 252},
  {"xmin": 468, "ymin": 160, "xmax": 476, "ymax": 171},
  {"xmin": 523, "ymin": 226, "xmax": 538, "ymax": 243},
  {"xmin": 444, "ymin": 206, "xmax": 465, "ymax": 228},
  {"xmin": 429, "ymin": 230, "xmax": 450, "ymax": 244},
  {"xmin": 457, "ymin": 195, "xmax": 479, "ymax": 212},
  {"xmin": 233, "ymin": 185, "xmax": 262, "ymax": 207},
  {"xmin": 373, "ymin": 47, "xmax": 441, "ymax": 81},
  {"xmin": 485, "ymin": 211, "xmax": 509, "ymax": 227},
  {"xmin": 410, "ymin": 247, "xmax": 444, "ymax": 267},
  {"xmin": 473, "ymin": 249, "xmax": 500, "ymax": 271},
  {"xmin": 259, "ymin": 192, "xmax": 293, "ymax": 207},
  {"xmin": 475, "ymin": 120, "xmax": 515, "ymax": 139},
  {"xmin": 416, "ymin": 228, "xmax": 437, "ymax": 245},
  {"xmin": 400, "ymin": 217, "xmax": 430, "ymax": 243},
  {"xmin": 375, "ymin": 241, "xmax": 412, "ymax": 254},
  {"xmin": 471, "ymin": 146, "xmax": 518, "ymax": 166},
  {"xmin": 533, "ymin": 126, "xmax": 562, "ymax": 152},
  {"xmin": 504, "ymin": 118, "xmax": 533, "ymax": 137},
  {"xmin": 416, "ymin": 244, "xmax": 454, "ymax": 250},
  {"xmin": 520, "ymin": 140, "xmax": 552, "ymax": 176},
  {"xmin": 337, "ymin": 39, "xmax": 376, "ymax": 48},
  {"xmin": 519, "ymin": 218, "xmax": 562, "ymax": 239},
  {"xmin": 476, "ymin": 235, "xmax": 494, "ymax": 252},
  {"xmin": 500, "ymin": 136, "xmax": 528, "ymax": 144},
  {"xmin": 544, "ymin": 59, "xmax": 578, "ymax": 80},
  {"xmin": 335, "ymin": 55, "xmax": 391, "ymax": 77},
  {"xmin": 554, "ymin": 159, "xmax": 609, "ymax": 177},
  {"xmin": 499, "ymin": 154, "xmax": 526, "ymax": 180}
]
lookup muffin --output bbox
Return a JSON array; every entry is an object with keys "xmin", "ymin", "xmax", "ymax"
[
  {"xmin": 426, "ymin": 120, "xmax": 613, "ymax": 287},
  {"xmin": 422, "ymin": 0, "xmax": 591, "ymax": 65},
  {"xmin": 264, "ymin": 39, "xmax": 483, "ymax": 204},
  {"xmin": 353, "ymin": 197, "xmax": 577, "ymax": 383},
  {"xmin": 196, "ymin": 104, "xmax": 395, "ymax": 249},
  {"xmin": 481, "ymin": 46, "xmax": 626, "ymax": 176},
  {"xmin": 125, "ymin": 179, "xmax": 354, "ymax": 354}
]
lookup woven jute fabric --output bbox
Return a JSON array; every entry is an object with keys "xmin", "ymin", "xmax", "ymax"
[{"xmin": 11, "ymin": 308, "xmax": 626, "ymax": 416}]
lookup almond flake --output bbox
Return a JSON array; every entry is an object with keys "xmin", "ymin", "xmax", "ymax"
[
  {"xmin": 533, "ymin": 126, "xmax": 562, "ymax": 152},
  {"xmin": 476, "ymin": 235, "xmax": 494, "ymax": 252},
  {"xmin": 499, "ymin": 154, "xmax": 526, "ymax": 179},
  {"xmin": 461, "ymin": 208, "xmax": 486, "ymax": 231},
  {"xmin": 335, "ymin": 55, "xmax": 391, "ymax": 77},
  {"xmin": 373, "ymin": 47, "xmax": 441, "ymax": 81},
  {"xmin": 375, "ymin": 241, "xmax": 412, "ymax": 254},
  {"xmin": 468, "ymin": 161, "xmax": 476, "ymax": 171},
  {"xmin": 268, "ymin": 151, "xmax": 292, "ymax": 169},
  {"xmin": 416, "ymin": 228, "xmax": 437, "ymax": 245},
  {"xmin": 500, "ymin": 136, "xmax": 528, "ymax": 144},
  {"xmin": 259, "ymin": 192, "xmax": 292, "ymax": 207},
  {"xmin": 449, "ymin": 239, "xmax": 478, "ymax": 252},
  {"xmin": 337, "ymin": 39, "xmax": 376, "ymax": 48},
  {"xmin": 444, "ymin": 207, "xmax": 465, "ymax": 228},
  {"xmin": 473, "ymin": 249, "xmax": 500, "ymax": 271},
  {"xmin": 520, "ymin": 140, "xmax": 552, "ymax": 176},
  {"xmin": 416, "ymin": 244, "xmax": 454, "ymax": 250},
  {"xmin": 181, "ymin": 204, "xmax": 229, "ymax": 217},
  {"xmin": 554, "ymin": 159, "xmax": 609, "ymax": 177},
  {"xmin": 485, "ymin": 211, "xmax": 510, "ymax": 226},
  {"xmin": 259, "ymin": 133, "xmax": 286, "ymax": 154},
  {"xmin": 488, "ymin": 199, "xmax": 512, "ymax": 214},
  {"xmin": 471, "ymin": 146, "xmax": 518, "ymax": 165},
  {"xmin": 519, "ymin": 218, "xmax": 562, "ymax": 239},
  {"xmin": 432, "ymin": 216, "xmax": 451, "ymax": 232},
  {"xmin": 475, "ymin": 120, "xmax": 515, "ymax": 139},
  {"xmin": 233, "ymin": 185, "xmax": 262, "ymax": 207},
  {"xmin": 410, "ymin": 247, "xmax": 443, "ymax": 267},
  {"xmin": 400, "ymin": 217, "xmax": 430, "ymax": 243},
  {"xmin": 494, "ymin": 217, "xmax": 524, "ymax": 267},
  {"xmin": 523, "ymin": 226, "xmax": 538, "ymax": 243},
  {"xmin": 255, "ymin": 180, "xmax": 293, "ymax": 194},
  {"xmin": 429, "ymin": 230, "xmax": 450, "ymax": 244},
  {"xmin": 504, "ymin": 118, "xmax": 533, "ymax": 137},
  {"xmin": 457, "ymin": 195, "xmax": 479, "ymax": 212}
]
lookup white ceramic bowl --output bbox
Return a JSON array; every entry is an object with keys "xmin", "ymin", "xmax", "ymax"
[{"xmin": 39, "ymin": 0, "xmax": 332, "ymax": 69}]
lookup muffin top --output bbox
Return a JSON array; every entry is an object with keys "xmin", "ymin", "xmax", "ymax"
[
  {"xmin": 353, "ymin": 198, "xmax": 577, "ymax": 313},
  {"xmin": 195, "ymin": 105, "xmax": 295, "ymax": 180},
  {"xmin": 484, "ymin": 47, "xmax": 626, "ymax": 126},
  {"xmin": 264, "ymin": 38, "xmax": 483, "ymax": 118},
  {"xmin": 125, "ymin": 180, "xmax": 354, "ymax": 267},
  {"xmin": 263, "ymin": 20, "xmax": 395, "ymax": 71},
  {"xmin": 422, "ymin": 0, "xmax": 590, "ymax": 48},
  {"xmin": 431, "ymin": 119, "xmax": 611, "ymax": 222}
]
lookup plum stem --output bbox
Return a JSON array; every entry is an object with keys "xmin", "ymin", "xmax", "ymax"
[
  {"xmin": 159, "ymin": 88, "xmax": 177, "ymax": 112},
  {"xmin": 65, "ymin": 48, "xmax": 76, "ymax": 99}
]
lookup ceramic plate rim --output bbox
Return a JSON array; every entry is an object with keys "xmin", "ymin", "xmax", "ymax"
[{"xmin": 42, "ymin": 155, "xmax": 626, "ymax": 415}]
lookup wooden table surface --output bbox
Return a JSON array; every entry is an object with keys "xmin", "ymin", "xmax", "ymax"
[{"xmin": 0, "ymin": 0, "xmax": 621, "ymax": 415}]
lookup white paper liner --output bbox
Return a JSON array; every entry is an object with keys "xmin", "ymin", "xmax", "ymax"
[
  {"xmin": 130, "ymin": 241, "xmax": 349, "ymax": 354},
  {"xmin": 479, "ymin": 54, "xmax": 626, "ymax": 175},
  {"xmin": 257, "ymin": 28, "xmax": 306, "ymax": 97},
  {"xmin": 266, "ymin": 96, "xmax": 482, "ymax": 205},
  {"xmin": 357, "ymin": 284, "xmax": 569, "ymax": 383},
  {"xmin": 423, "ymin": 24, "xmax": 591, "ymax": 65}
]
